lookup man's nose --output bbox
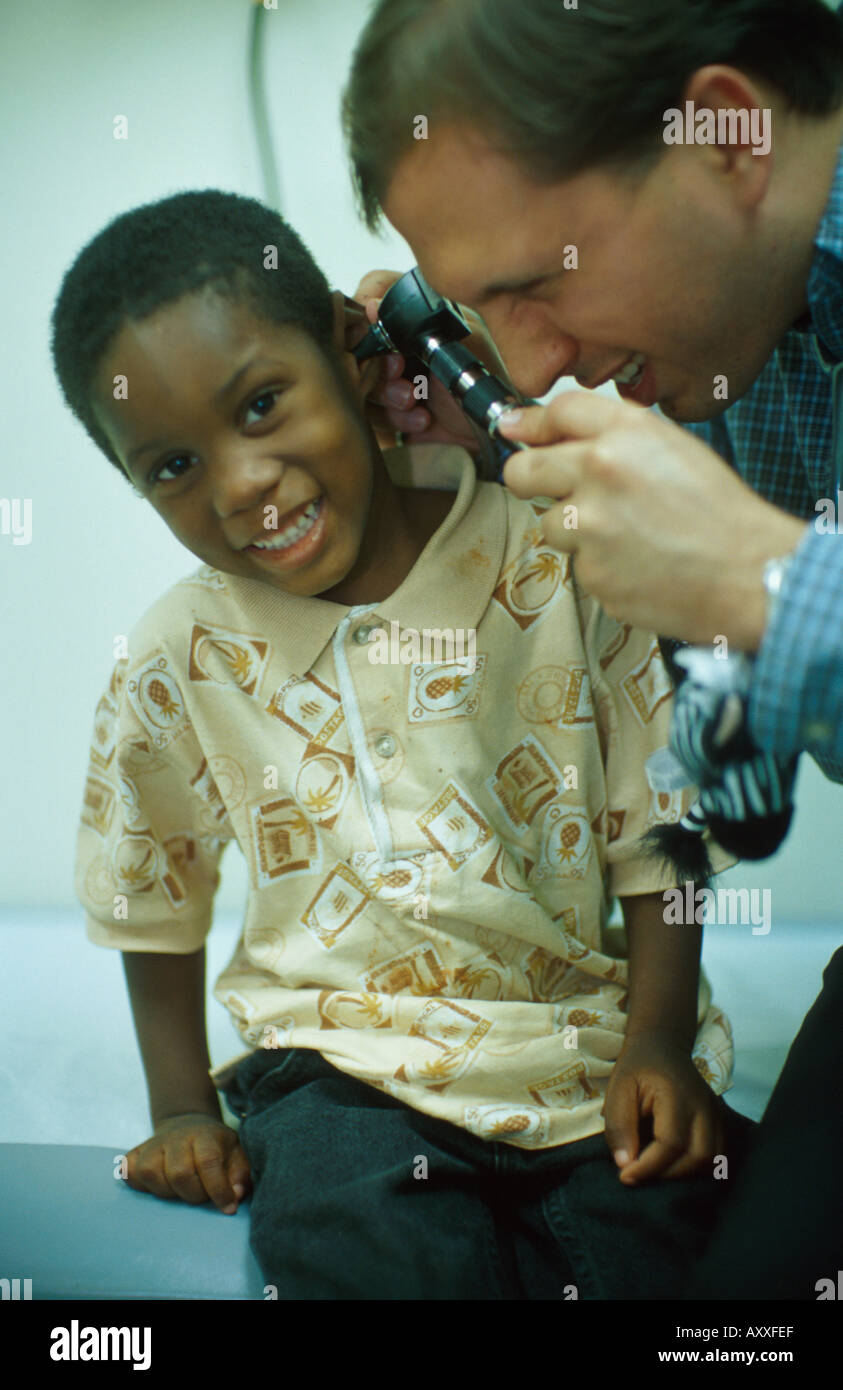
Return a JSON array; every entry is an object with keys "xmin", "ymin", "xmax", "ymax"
[{"xmin": 491, "ymin": 326, "xmax": 581, "ymax": 401}]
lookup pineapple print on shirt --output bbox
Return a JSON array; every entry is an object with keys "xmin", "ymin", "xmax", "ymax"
[
  {"xmin": 408, "ymin": 656, "xmax": 487, "ymax": 723},
  {"xmin": 127, "ymin": 654, "xmax": 190, "ymax": 749}
]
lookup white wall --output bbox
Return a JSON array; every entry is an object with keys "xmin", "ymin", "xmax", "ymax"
[{"xmin": 0, "ymin": 0, "xmax": 840, "ymax": 925}]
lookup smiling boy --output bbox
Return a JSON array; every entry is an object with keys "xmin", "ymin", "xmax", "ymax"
[{"xmin": 52, "ymin": 189, "xmax": 751, "ymax": 1300}]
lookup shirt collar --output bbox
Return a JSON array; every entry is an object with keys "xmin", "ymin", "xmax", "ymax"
[{"xmin": 221, "ymin": 444, "xmax": 508, "ymax": 675}]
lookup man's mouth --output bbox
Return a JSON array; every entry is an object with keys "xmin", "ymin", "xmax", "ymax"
[
  {"xmin": 242, "ymin": 496, "xmax": 326, "ymax": 570},
  {"xmin": 610, "ymin": 352, "xmax": 647, "ymax": 389},
  {"xmin": 614, "ymin": 354, "xmax": 657, "ymax": 407}
]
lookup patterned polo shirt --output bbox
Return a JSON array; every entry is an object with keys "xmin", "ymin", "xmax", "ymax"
[{"xmin": 75, "ymin": 444, "xmax": 734, "ymax": 1149}]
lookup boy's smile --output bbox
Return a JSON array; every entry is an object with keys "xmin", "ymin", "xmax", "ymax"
[
  {"xmin": 91, "ymin": 287, "xmax": 436, "ymax": 604},
  {"xmin": 241, "ymin": 495, "xmax": 326, "ymax": 571}
]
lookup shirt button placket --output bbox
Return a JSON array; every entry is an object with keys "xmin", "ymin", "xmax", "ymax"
[{"xmin": 332, "ymin": 608, "xmax": 395, "ymax": 865}]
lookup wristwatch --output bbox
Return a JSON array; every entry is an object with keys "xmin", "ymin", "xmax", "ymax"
[{"xmin": 762, "ymin": 553, "xmax": 795, "ymax": 630}]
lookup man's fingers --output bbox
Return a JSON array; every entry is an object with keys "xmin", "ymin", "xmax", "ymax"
[
  {"xmin": 502, "ymin": 444, "xmax": 581, "ymax": 502},
  {"xmin": 382, "ymin": 377, "xmax": 416, "ymax": 409},
  {"xmin": 365, "ymin": 400, "xmax": 426, "ymax": 451},
  {"xmin": 353, "ymin": 269, "xmax": 404, "ymax": 308},
  {"xmin": 373, "ymin": 401, "xmax": 432, "ymax": 434},
  {"xmin": 383, "ymin": 353, "xmax": 406, "ymax": 381},
  {"xmin": 498, "ymin": 390, "xmax": 635, "ymax": 447}
]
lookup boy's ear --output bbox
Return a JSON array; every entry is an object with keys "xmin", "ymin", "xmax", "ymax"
[{"xmin": 330, "ymin": 288, "xmax": 381, "ymax": 402}]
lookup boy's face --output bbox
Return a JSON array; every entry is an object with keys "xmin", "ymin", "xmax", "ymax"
[{"xmin": 91, "ymin": 288, "xmax": 380, "ymax": 598}]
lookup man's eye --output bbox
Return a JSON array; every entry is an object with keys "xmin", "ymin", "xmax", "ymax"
[
  {"xmin": 522, "ymin": 279, "xmax": 554, "ymax": 300},
  {"xmin": 243, "ymin": 389, "xmax": 282, "ymax": 425},
  {"xmin": 151, "ymin": 455, "xmax": 196, "ymax": 485}
]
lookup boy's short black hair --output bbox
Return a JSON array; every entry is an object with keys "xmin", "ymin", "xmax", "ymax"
[{"xmin": 50, "ymin": 189, "xmax": 336, "ymax": 475}]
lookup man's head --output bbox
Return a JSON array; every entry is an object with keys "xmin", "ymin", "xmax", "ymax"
[
  {"xmin": 343, "ymin": 0, "xmax": 843, "ymax": 420},
  {"xmin": 51, "ymin": 190, "xmax": 384, "ymax": 597}
]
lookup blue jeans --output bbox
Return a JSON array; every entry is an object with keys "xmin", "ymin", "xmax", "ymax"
[{"xmin": 221, "ymin": 1047, "xmax": 757, "ymax": 1300}]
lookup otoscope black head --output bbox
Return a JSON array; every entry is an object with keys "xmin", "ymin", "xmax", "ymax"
[{"xmin": 351, "ymin": 268, "xmax": 469, "ymax": 363}]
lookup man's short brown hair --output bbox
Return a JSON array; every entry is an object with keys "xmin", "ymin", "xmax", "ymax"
[{"xmin": 342, "ymin": 0, "xmax": 843, "ymax": 230}]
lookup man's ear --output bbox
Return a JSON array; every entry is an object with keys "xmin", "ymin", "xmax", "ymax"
[
  {"xmin": 681, "ymin": 65, "xmax": 773, "ymax": 208},
  {"xmin": 330, "ymin": 288, "xmax": 381, "ymax": 401}
]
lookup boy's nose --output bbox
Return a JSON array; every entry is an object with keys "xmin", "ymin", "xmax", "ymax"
[{"xmin": 209, "ymin": 451, "xmax": 284, "ymax": 518}]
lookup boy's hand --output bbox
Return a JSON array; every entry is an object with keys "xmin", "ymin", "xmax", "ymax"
[
  {"xmin": 347, "ymin": 269, "xmax": 514, "ymax": 454},
  {"xmin": 124, "ymin": 1113, "xmax": 252, "ymax": 1214},
  {"xmin": 602, "ymin": 1031, "xmax": 727, "ymax": 1185}
]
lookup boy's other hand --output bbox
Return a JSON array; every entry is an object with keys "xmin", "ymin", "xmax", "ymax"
[
  {"xmin": 347, "ymin": 269, "xmax": 513, "ymax": 455},
  {"xmin": 601, "ymin": 1031, "xmax": 728, "ymax": 1185},
  {"xmin": 124, "ymin": 1113, "xmax": 252, "ymax": 1214}
]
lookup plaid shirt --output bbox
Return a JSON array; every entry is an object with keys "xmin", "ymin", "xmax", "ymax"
[{"xmin": 684, "ymin": 136, "xmax": 843, "ymax": 784}]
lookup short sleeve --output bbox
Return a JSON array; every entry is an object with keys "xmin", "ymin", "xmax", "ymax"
[
  {"xmin": 74, "ymin": 655, "xmax": 231, "ymax": 952},
  {"xmin": 579, "ymin": 597, "xmax": 737, "ymax": 897}
]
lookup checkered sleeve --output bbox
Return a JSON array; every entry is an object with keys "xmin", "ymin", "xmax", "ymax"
[
  {"xmin": 749, "ymin": 527, "xmax": 843, "ymax": 781},
  {"xmin": 75, "ymin": 658, "xmax": 228, "ymax": 952}
]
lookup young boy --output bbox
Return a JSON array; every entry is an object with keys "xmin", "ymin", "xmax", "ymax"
[{"xmin": 53, "ymin": 189, "xmax": 752, "ymax": 1301}]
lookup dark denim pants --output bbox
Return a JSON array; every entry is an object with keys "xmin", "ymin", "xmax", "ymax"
[{"xmin": 221, "ymin": 1046, "xmax": 757, "ymax": 1301}]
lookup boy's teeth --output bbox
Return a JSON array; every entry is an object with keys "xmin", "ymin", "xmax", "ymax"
[
  {"xmin": 612, "ymin": 353, "xmax": 646, "ymax": 386},
  {"xmin": 252, "ymin": 499, "xmax": 320, "ymax": 550}
]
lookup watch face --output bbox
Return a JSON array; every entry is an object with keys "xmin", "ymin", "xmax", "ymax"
[
  {"xmin": 764, "ymin": 556, "xmax": 792, "ymax": 599},
  {"xmin": 762, "ymin": 556, "xmax": 795, "ymax": 641}
]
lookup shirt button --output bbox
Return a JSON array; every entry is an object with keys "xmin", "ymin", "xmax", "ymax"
[
  {"xmin": 374, "ymin": 734, "xmax": 396, "ymax": 758},
  {"xmin": 352, "ymin": 625, "xmax": 373, "ymax": 645}
]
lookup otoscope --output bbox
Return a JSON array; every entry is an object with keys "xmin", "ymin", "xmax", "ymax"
[{"xmin": 351, "ymin": 266, "xmax": 527, "ymax": 474}]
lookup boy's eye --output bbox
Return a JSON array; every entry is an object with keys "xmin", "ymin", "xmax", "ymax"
[
  {"xmin": 150, "ymin": 454, "xmax": 196, "ymax": 485},
  {"xmin": 243, "ymin": 389, "xmax": 282, "ymax": 425}
]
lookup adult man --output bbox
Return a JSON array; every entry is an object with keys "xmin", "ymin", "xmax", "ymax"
[{"xmin": 342, "ymin": 0, "xmax": 843, "ymax": 1298}]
